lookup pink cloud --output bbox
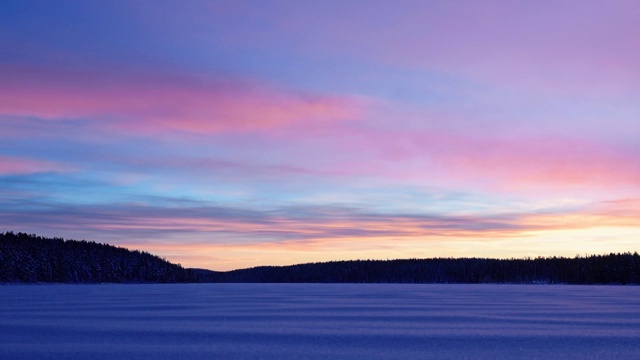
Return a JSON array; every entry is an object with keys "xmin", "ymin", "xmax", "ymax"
[
  {"xmin": 0, "ymin": 64, "xmax": 364, "ymax": 134},
  {"xmin": 582, "ymin": 199, "xmax": 640, "ymax": 226},
  {"xmin": 443, "ymin": 136, "xmax": 640, "ymax": 191},
  {"xmin": 0, "ymin": 156, "xmax": 71, "ymax": 175},
  {"xmin": 313, "ymin": 123, "xmax": 640, "ymax": 193}
]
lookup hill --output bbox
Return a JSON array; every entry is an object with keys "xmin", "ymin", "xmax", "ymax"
[{"xmin": 0, "ymin": 232, "xmax": 197, "ymax": 283}]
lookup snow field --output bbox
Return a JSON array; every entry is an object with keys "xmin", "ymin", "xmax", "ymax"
[{"xmin": 1, "ymin": 284, "xmax": 638, "ymax": 359}]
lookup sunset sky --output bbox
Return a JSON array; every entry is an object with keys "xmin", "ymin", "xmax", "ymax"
[{"xmin": 1, "ymin": 0, "xmax": 639, "ymax": 270}]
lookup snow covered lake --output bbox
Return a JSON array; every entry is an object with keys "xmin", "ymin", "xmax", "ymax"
[{"xmin": 1, "ymin": 284, "xmax": 638, "ymax": 359}]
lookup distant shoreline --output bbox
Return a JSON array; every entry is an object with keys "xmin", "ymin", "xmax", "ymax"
[{"xmin": 3, "ymin": 231, "xmax": 638, "ymax": 285}]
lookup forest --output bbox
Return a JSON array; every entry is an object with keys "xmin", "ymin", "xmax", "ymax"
[
  {"xmin": 0, "ymin": 232, "xmax": 197, "ymax": 283},
  {"xmin": 204, "ymin": 253, "xmax": 640, "ymax": 284},
  {"xmin": 2, "ymin": 231, "xmax": 639, "ymax": 284}
]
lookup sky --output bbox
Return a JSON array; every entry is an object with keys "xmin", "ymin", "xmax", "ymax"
[{"xmin": 1, "ymin": 0, "xmax": 639, "ymax": 270}]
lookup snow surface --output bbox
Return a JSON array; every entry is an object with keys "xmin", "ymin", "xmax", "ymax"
[{"xmin": 0, "ymin": 284, "xmax": 638, "ymax": 359}]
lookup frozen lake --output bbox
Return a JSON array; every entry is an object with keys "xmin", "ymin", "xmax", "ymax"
[{"xmin": 1, "ymin": 284, "xmax": 638, "ymax": 359}]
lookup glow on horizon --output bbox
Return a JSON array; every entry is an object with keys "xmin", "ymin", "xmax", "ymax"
[
  {"xmin": 1, "ymin": 1, "xmax": 639, "ymax": 270},
  {"xmin": 125, "ymin": 224, "xmax": 640, "ymax": 271}
]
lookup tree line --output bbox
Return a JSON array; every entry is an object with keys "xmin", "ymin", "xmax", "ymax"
[
  {"xmin": 205, "ymin": 254, "xmax": 640, "ymax": 284},
  {"xmin": 3, "ymin": 231, "xmax": 639, "ymax": 284},
  {"xmin": 0, "ymin": 232, "xmax": 197, "ymax": 283}
]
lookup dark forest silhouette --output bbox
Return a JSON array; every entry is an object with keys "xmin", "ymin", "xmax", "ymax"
[
  {"xmin": 0, "ymin": 232, "xmax": 196, "ymax": 283},
  {"xmin": 202, "ymin": 254, "xmax": 640, "ymax": 284},
  {"xmin": 2, "ymin": 231, "xmax": 639, "ymax": 284}
]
